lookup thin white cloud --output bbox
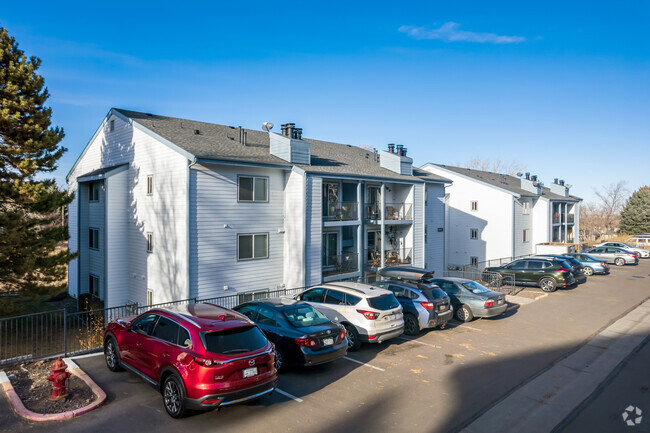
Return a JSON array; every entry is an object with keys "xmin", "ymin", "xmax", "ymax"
[{"xmin": 399, "ymin": 22, "xmax": 526, "ymax": 44}]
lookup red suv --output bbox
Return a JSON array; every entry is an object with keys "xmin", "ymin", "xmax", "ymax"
[{"xmin": 104, "ymin": 303, "xmax": 278, "ymax": 417}]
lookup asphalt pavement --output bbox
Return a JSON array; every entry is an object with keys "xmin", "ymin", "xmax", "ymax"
[{"xmin": 0, "ymin": 260, "xmax": 648, "ymax": 433}]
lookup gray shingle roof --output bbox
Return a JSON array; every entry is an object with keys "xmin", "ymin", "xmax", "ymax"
[
  {"xmin": 431, "ymin": 164, "xmax": 581, "ymax": 202},
  {"xmin": 114, "ymin": 109, "xmax": 449, "ymax": 184}
]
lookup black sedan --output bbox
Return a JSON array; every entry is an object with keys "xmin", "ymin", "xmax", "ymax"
[{"xmin": 233, "ymin": 298, "xmax": 348, "ymax": 371}]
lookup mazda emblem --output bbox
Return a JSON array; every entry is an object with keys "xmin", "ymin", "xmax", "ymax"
[{"xmin": 249, "ymin": 359, "xmax": 255, "ymax": 366}]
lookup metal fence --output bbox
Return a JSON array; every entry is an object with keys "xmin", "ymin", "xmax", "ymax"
[{"xmin": 0, "ymin": 287, "xmax": 304, "ymax": 367}]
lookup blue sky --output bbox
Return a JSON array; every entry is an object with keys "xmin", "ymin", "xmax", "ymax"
[{"xmin": 2, "ymin": 1, "xmax": 649, "ymax": 203}]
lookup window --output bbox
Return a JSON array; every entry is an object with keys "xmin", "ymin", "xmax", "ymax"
[
  {"xmin": 238, "ymin": 176, "xmax": 268, "ymax": 202},
  {"xmin": 146, "ymin": 289, "xmax": 153, "ymax": 307},
  {"xmin": 470, "ymin": 256, "xmax": 478, "ymax": 267},
  {"xmin": 470, "ymin": 228, "xmax": 479, "ymax": 240},
  {"xmin": 146, "ymin": 175, "xmax": 153, "ymax": 195},
  {"xmin": 88, "ymin": 182, "xmax": 100, "ymax": 202},
  {"xmin": 527, "ymin": 260, "xmax": 544, "ymax": 270},
  {"xmin": 523, "ymin": 201, "xmax": 530, "ymax": 215},
  {"xmin": 146, "ymin": 232, "xmax": 153, "ymax": 253},
  {"xmin": 301, "ymin": 287, "xmax": 325, "ymax": 303},
  {"xmin": 471, "ymin": 201, "xmax": 478, "ymax": 211},
  {"xmin": 89, "ymin": 274, "xmax": 99, "ymax": 297},
  {"xmin": 255, "ymin": 306, "xmax": 277, "ymax": 326},
  {"xmin": 234, "ymin": 304, "xmax": 259, "ymax": 321},
  {"xmin": 89, "ymin": 228, "xmax": 99, "ymax": 250},
  {"xmin": 152, "ymin": 317, "xmax": 181, "ymax": 345},
  {"xmin": 238, "ymin": 233, "xmax": 268, "ymax": 260},
  {"xmin": 132, "ymin": 313, "xmax": 158, "ymax": 335},
  {"xmin": 523, "ymin": 229, "xmax": 530, "ymax": 243},
  {"xmin": 507, "ymin": 260, "xmax": 527, "ymax": 270},
  {"xmin": 324, "ymin": 289, "xmax": 346, "ymax": 305},
  {"xmin": 237, "ymin": 290, "xmax": 269, "ymax": 304},
  {"xmin": 109, "ymin": 119, "xmax": 115, "ymax": 132}
]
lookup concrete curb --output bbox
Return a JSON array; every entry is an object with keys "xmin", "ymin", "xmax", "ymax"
[{"xmin": 0, "ymin": 358, "xmax": 106, "ymax": 422}]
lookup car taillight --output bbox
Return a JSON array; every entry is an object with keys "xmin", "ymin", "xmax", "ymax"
[
  {"xmin": 357, "ymin": 309, "xmax": 379, "ymax": 320},
  {"xmin": 420, "ymin": 302, "xmax": 434, "ymax": 310},
  {"xmin": 339, "ymin": 328, "xmax": 346, "ymax": 340},
  {"xmin": 572, "ymin": 266, "xmax": 578, "ymax": 270},
  {"xmin": 601, "ymin": 262, "xmax": 607, "ymax": 267},
  {"xmin": 193, "ymin": 356, "xmax": 214, "ymax": 366},
  {"xmin": 295, "ymin": 337, "xmax": 317, "ymax": 347},
  {"xmin": 484, "ymin": 300, "xmax": 494, "ymax": 307},
  {"xmin": 558, "ymin": 267, "xmax": 570, "ymax": 272},
  {"xmin": 628, "ymin": 254, "xmax": 636, "ymax": 257}
]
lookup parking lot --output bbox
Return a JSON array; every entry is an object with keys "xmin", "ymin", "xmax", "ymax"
[{"xmin": 1, "ymin": 260, "xmax": 649, "ymax": 433}]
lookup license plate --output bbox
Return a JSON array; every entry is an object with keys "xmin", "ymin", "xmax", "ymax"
[
  {"xmin": 323, "ymin": 337, "xmax": 334, "ymax": 346},
  {"xmin": 243, "ymin": 367, "xmax": 258, "ymax": 378},
  {"xmin": 439, "ymin": 305, "xmax": 447, "ymax": 311},
  {"xmin": 384, "ymin": 314, "xmax": 394, "ymax": 321},
  {"xmin": 498, "ymin": 299, "xmax": 504, "ymax": 305}
]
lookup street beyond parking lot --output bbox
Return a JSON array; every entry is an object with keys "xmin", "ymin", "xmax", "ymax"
[{"xmin": 1, "ymin": 261, "xmax": 649, "ymax": 433}]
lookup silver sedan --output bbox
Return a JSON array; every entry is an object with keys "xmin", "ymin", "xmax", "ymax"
[{"xmin": 585, "ymin": 247, "xmax": 639, "ymax": 266}]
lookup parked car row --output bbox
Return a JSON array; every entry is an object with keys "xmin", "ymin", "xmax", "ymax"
[
  {"xmin": 485, "ymin": 244, "xmax": 643, "ymax": 293},
  {"xmin": 103, "ymin": 266, "xmax": 512, "ymax": 418}
]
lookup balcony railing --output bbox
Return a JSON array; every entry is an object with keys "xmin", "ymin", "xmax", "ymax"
[
  {"xmin": 364, "ymin": 203, "xmax": 413, "ymax": 221},
  {"xmin": 322, "ymin": 252, "xmax": 359, "ymax": 276},
  {"xmin": 323, "ymin": 202, "xmax": 358, "ymax": 221},
  {"xmin": 364, "ymin": 248, "xmax": 412, "ymax": 268},
  {"xmin": 567, "ymin": 214, "xmax": 575, "ymax": 224},
  {"xmin": 553, "ymin": 214, "xmax": 575, "ymax": 224}
]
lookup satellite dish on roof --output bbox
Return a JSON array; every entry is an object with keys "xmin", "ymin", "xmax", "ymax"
[
  {"xmin": 516, "ymin": 172, "xmax": 523, "ymax": 177},
  {"xmin": 262, "ymin": 122, "xmax": 274, "ymax": 132}
]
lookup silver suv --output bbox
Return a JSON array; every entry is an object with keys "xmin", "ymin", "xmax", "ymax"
[{"xmin": 295, "ymin": 282, "xmax": 404, "ymax": 351}]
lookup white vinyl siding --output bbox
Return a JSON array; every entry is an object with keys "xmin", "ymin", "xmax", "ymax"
[
  {"xmin": 283, "ymin": 170, "xmax": 306, "ymax": 290},
  {"xmin": 190, "ymin": 164, "xmax": 285, "ymax": 299},
  {"xmin": 105, "ymin": 170, "xmax": 129, "ymax": 308},
  {"xmin": 424, "ymin": 183, "xmax": 445, "ymax": 273},
  {"xmin": 305, "ymin": 176, "xmax": 322, "ymax": 287},
  {"xmin": 68, "ymin": 112, "xmax": 189, "ymax": 306},
  {"xmin": 412, "ymin": 183, "xmax": 425, "ymax": 268}
]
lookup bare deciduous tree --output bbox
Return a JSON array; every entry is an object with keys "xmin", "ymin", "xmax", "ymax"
[
  {"xmin": 579, "ymin": 181, "xmax": 629, "ymax": 241},
  {"xmin": 459, "ymin": 157, "xmax": 525, "ymax": 176}
]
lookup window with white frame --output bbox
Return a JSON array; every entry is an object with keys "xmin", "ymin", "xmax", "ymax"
[
  {"xmin": 523, "ymin": 229, "xmax": 530, "ymax": 243},
  {"xmin": 146, "ymin": 289, "xmax": 153, "ymax": 306},
  {"xmin": 238, "ymin": 233, "xmax": 268, "ymax": 260},
  {"xmin": 470, "ymin": 256, "xmax": 478, "ymax": 267},
  {"xmin": 238, "ymin": 290, "xmax": 269, "ymax": 304},
  {"xmin": 470, "ymin": 228, "xmax": 479, "ymax": 240},
  {"xmin": 89, "ymin": 182, "xmax": 100, "ymax": 202},
  {"xmin": 89, "ymin": 228, "xmax": 99, "ymax": 250},
  {"xmin": 238, "ymin": 176, "xmax": 268, "ymax": 202},
  {"xmin": 523, "ymin": 201, "xmax": 530, "ymax": 215},
  {"xmin": 146, "ymin": 232, "xmax": 153, "ymax": 253},
  {"xmin": 89, "ymin": 274, "xmax": 100, "ymax": 297},
  {"xmin": 471, "ymin": 201, "xmax": 478, "ymax": 211},
  {"xmin": 146, "ymin": 175, "xmax": 153, "ymax": 196}
]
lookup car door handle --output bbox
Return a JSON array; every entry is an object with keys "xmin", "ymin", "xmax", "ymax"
[{"xmin": 163, "ymin": 351, "xmax": 169, "ymax": 358}]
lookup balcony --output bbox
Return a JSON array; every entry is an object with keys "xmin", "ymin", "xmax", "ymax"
[
  {"xmin": 322, "ymin": 252, "xmax": 359, "ymax": 277},
  {"xmin": 323, "ymin": 202, "xmax": 358, "ymax": 221},
  {"xmin": 567, "ymin": 214, "xmax": 575, "ymax": 224},
  {"xmin": 365, "ymin": 203, "xmax": 413, "ymax": 221},
  {"xmin": 364, "ymin": 248, "xmax": 413, "ymax": 268}
]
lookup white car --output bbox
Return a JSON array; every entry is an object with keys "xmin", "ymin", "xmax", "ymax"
[
  {"xmin": 295, "ymin": 282, "xmax": 404, "ymax": 351},
  {"xmin": 593, "ymin": 242, "xmax": 650, "ymax": 258}
]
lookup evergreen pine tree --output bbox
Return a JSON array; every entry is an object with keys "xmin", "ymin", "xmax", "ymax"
[
  {"xmin": 619, "ymin": 186, "xmax": 650, "ymax": 234},
  {"xmin": 0, "ymin": 27, "xmax": 75, "ymax": 303}
]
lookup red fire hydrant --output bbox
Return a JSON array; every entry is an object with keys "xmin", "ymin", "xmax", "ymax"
[{"xmin": 47, "ymin": 358, "xmax": 71, "ymax": 401}]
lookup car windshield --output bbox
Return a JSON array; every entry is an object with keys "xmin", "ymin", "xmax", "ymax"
[
  {"xmin": 201, "ymin": 325, "xmax": 268, "ymax": 355},
  {"xmin": 461, "ymin": 281, "xmax": 491, "ymax": 294},
  {"xmin": 283, "ymin": 305, "xmax": 331, "ymax": 328},
  {"xmin": 367, "ymin": 294, "xmax": 400, "ymax": 310}
]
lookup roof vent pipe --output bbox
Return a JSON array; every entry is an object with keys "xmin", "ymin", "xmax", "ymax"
[
  {"xmin": 531, "ymin": 175, "xmax": 537, "ymax": 182},
  {"xmin": 402, "ymin": 148, "xmax": 407, "ymax": 157},
  {"xmin": 387, "ymin": 143, "xmax": 395, "ymax": 154},
  {"xmin": 396, "ymin": 144, "xmax": 404, "ymax": 156},
  {"xmin": 525, "ymin": 172, "xmax": 530, "ymax": 180},
  {"xmin": 242, "ymin": 130, "xmax": 247, "ymax": 146},
  {"xmin": 295, "ymin": 128, "xmax": 302, "ymax": 140},
  {"xmin": 554, "ymin": 178, "xmax": 559, "ymax": 184},
  {"xmin": 559, "ymin": 179, "xmax": 565, "ymax": 186},
  {"xmin": 238, "ymin": 126, "xmax": 243, "ymax": 144}
]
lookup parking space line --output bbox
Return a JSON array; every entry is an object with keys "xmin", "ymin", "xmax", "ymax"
[
  {"xmin": 343, "ymin": 356, "xmax": 385, "ymax": 372},
  {"xmin": 398, "ymin": 336, "xmax": 439, "ymax": 348},
  {"xmin": 275, "ymin": 388, "xmax": 303, "ymax": 403},
  {"xmin": 447, "ymin": 321, "xmax": 483, "ymax": 331}
]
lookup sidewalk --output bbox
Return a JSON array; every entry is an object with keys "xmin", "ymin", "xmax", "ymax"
[{"xmin": 462, "ymin": 298, "xmax": 650, "ymax": 433}]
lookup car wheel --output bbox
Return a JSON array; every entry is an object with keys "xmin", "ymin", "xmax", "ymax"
[
  {"xmin": 403, "ymin": 314, "xmax": 420, "ymax": 336},
  {"xmin": 455, "ymin": 305, "xmax": 474, "ymax": 322},
  {"xmin": 615, "ymin": 257, "xmax": 625, "ymax": 266},
  {"xmin": 274, "ymin": 346, "xmax": 286, "ymax": 372},
  {"xmin": 344, "ymin": 324, "xmax": 361, "ymax": 352},
  {"xmin": 539, "ymin": 278, "xmax": 557, "ymax": 292},
  {"xmin": 104, "ymin": 337, "xmax": 122, "ymax": 372},
  {"xmin": 583, "ymin": 267, "xmax": 594, "ymax": 276},
  {"xmin": 163, "ymin": 374, "xmax": 187, "ymax": 418}
]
